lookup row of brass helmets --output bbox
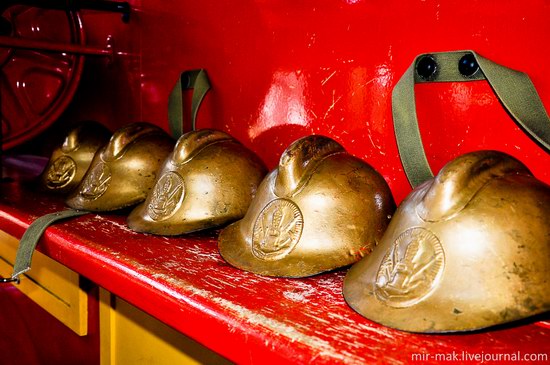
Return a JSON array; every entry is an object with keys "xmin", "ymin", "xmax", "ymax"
[
  {"xmin": 40, "ymin": 121, "xmax": 394, "ymax": 271},
  {"xmin": 39, "ymin": 121, "xmax": 550, "ymax": 333},
  {"xmin": 40, "ymin": 121, "xmax": 267, "ymax": 232}
]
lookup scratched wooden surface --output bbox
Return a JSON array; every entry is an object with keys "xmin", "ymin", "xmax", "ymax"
[{"xmin": 0, "ymin": 169, "xmax": 549, "ymax": 364}]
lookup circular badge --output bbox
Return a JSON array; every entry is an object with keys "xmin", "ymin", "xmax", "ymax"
[
  {"xmin": 252, "ymin": 199, "xmax": 304, "ymax": 261},
  {"xmin": 80, "ymin": 162, "xmax": 111, "ymax": 200},
  {"xmin": 374, "ymin": 227, "xmax": 445, "ymax": 308},
  {"xmin": 45, "ymin": 156, "xmax": 76, "ymax": 189},
  {"xmin": 146, "ymin": 172, "xmax": 185, "ymax": 221}
]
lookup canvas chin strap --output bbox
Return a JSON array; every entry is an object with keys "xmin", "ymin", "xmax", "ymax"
[
  {"xmin": 392, "ymin": 50, "xmax": 550, "ymax": 188},
  {"xmin": 1, "ymin": 209, "xmax": 88, "ymax": 283},
  {"xmin": 168, "ymin": 69, "xmax": 211, "ymax": 137}
]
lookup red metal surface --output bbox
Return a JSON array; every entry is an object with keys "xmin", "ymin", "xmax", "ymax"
[
  {"xmin": 108, "ymin": 0, "xmax": 547, "ymax": 204},
  {"xmin": 0, "ymin": 165, "xmax": 548, "ymax": 364},
  {"xmin": 1, "ymin": 5, "xmax": 84, "ymax": 150},
  {"xmin": 53, "ymin": 1, "xmax": 550, "ymax": 203}
]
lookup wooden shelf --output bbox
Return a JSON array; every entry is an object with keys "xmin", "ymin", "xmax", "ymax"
[{"xmin": 1, "ymin": 157, "xmax": 549, "ymax": 364}]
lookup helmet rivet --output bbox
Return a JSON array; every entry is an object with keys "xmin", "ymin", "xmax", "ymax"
[
  {"xmin": 458, "ymin": 54, "xmax": 479, "ymax": 77},
  {"xmin": 416, "ymin": 55, "xmax": 438, "ymax": 80}
]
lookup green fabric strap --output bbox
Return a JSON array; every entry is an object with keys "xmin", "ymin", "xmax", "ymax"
[
  {"xmin": 168, "ymin": 69, "xmax": 211, "ymax": 138},
  {"xmin": 392, "ymin": 50, "xmax": 550, "ymax": 188},
  {"xmin": 10, "ymin": 209, "xmax": 88, "ymax": 280},
  {"xmin": 392, "ymin": 60, "xmax": 433, "ymax": 188}
]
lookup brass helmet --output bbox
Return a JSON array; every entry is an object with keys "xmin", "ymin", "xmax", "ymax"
[
  {"xmin": 39, "ymin": 121, "xmax": 111, "ymax": 194},
  {"xmin": 218, "ymin": 135, "xmax": 395, "ymax": 277},
  {"xmin": 343, "ymin": 150, "xmax": 550, "ymax": 333},
  {"xmin": 127, "ymin": 129, "xmax": 267, "ymax": 235},
  {"xmin": 66, "ymin": 122, "xmax": 174, "ymax": 211}
]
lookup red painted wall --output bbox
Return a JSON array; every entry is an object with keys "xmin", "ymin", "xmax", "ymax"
[{"xmin": 10, "ymin": 1, "xmax": 550, "ymax": 203}]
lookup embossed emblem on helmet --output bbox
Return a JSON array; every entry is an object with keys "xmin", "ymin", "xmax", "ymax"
[
  {"xmin": 252, "ymin": 199, "xmax": 304, "ymax": 261},
  {"xmin": 374, "ymin": 227, "xmax": 445, "ymax": 308},
  {"xmin": 80, "ymin": 162, "xmax": 111, "ymax": 200},
  {"xmin": 46, "ymin": 156, "xmax": 77, "ymax": 189},
  {"xmin": 147, "ymin": 172, "xmax": 185, "ymax": 221}
]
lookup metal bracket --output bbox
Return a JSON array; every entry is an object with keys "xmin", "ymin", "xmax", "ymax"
[{"xmin": 0, "ymin": 276, "xmax": 19, "ymax": 284}]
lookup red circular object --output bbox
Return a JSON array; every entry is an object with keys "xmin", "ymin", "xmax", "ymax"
[{"xmin": 1, "ymin": 6, "xmax": 85, "ymax": 150}]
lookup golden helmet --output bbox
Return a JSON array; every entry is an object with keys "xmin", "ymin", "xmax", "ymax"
[
  {"xmin": 343, "ymin": 150, "xmax": 550, "ymax": 333},
  {"xmin": 66, "ymin": 122, "xmax": 174, "ymax": 211},
  {"xmin": 127, "ymin": 129, "xmax": 267, "ymax": 235},
  {"xmin": 218, "ymin": 135, "xmax": 395, "ymax": 278},
  {"xmin": 39, "ymin": 121, "xmax": 111, "ymax": 194}
]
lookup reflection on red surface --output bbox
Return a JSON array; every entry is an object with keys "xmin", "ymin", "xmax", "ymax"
[{"xmin": 1, "ymin": 5, "xmax": 84, "ymax": 150}]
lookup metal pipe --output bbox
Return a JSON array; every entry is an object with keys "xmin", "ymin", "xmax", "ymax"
[{"xmin": 0, "ymin": 35, "xmax": 112, "ymax": 56}]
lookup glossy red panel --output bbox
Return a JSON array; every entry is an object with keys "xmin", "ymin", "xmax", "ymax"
[{"xmin": 33, "ymin": 1, "xmax": 550, "ymax": 202}]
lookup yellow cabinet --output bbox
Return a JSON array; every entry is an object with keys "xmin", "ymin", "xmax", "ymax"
[
  {"xmin": 99, "ymin": 289, "xmax": 232, "ymax": 365},
  {"xmin": 0, "ymin": 230, "xmax": 231, "ymax": 364},
  {"xmin": 0, "ymin": 231, "xmax": 88, "ymax": 335}
]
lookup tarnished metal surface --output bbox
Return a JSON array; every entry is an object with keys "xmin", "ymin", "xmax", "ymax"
[
  {"xmin": 344, "ymin": 151, "xmax": 550, "ymax": 332},
  {"xmin": 219, "ymin": 135, "xmax": 395, "ymax": 277},
  {"xmin": 66, "ymin": 122, "xmax": 174, "ymax": 211},
  {"xmin": 128, "ymin": 129, "xmax": 267, "ymax": 235},
  {"xmin": 39, "ymin": 121, "xmax": 111, "ymax": 194}
]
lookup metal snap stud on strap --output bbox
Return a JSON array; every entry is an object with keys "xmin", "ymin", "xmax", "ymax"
[
  {"xmin": 392, "ymin": 50, "xmax": 550, "ymax": 188},
  {"xmin": 0, "ymin": 209, "xmax": 89, "ymax": 283},
  {"xmin": 168, "ymin": 69, "xmax": 211, "ymax": 138}
]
